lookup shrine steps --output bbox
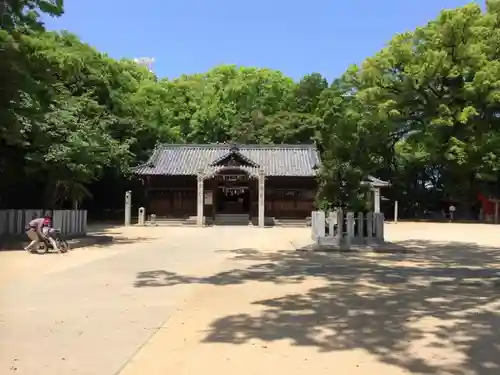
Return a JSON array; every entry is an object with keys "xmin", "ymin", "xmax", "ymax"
[
  {"xmin": 151, "ymin": 217, "xmax": 197, "ymax": 226},
  {"xmin": 214, "ymin": 214, "xmax": 251, "ymax": 226},
  {"xmin": 273, "ymin": 218, "xmax": 311, "ymax": 227}
]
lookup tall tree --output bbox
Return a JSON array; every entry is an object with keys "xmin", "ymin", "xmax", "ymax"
[{"xmin": 341, "ymin": 2, "xmax": 500, "ymax": 214}]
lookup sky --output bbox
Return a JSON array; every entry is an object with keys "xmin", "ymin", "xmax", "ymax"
[{"xmin": 43, "ymin": 0, "xmax": 483, "ymax": 82}]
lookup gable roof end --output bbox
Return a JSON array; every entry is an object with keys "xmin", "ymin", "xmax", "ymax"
[{"xmin": 210, "ymin": 149, "xmax": 260, "ymax": 167}]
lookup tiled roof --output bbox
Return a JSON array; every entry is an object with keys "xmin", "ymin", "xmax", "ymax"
[{"xmin": 134, "ymin": 144, "xmax": 320, "ymax": 177}]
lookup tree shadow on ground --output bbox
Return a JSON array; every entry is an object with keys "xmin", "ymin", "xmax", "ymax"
[
  {"xmin": 68, "ymin": 234, "xmax": 154, "ymax": 250},
  {"xmin": 134, "ymin": 239, "xmax": 500, "ymax": 375}
]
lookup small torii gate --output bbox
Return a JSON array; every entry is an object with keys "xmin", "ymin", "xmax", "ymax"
[{"xmin": 362, "ymin": 176, "xmax": 390, "ymax": 213}]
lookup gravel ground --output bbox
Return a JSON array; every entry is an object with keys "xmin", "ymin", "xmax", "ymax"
[{"xmin": 2, "ymin": 223, "xmax": 500, "ymax": 375}]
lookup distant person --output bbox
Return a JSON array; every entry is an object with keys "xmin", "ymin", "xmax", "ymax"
[
  {"xmin": 449, "ymin": 205, "xmax": 456, "ymax": 222},
  {"xmin": 25, "ymin": 214, "xmax": 60, "ymax": 253}
]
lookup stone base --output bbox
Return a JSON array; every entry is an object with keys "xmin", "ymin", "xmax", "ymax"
[
  {"xmin": 306, "ymin": 235, "xmax": 411, "ymax": 252},
  {"xmin": 317, "ymin": 236, "xmax": 384, "ymax": 248},
  {"xmin": 312, "ymin": 240, "xmax": 410, "ymax": 253}
]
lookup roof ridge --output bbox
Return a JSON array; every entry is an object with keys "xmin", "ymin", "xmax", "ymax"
[
  {"xmin": 134, "ymin": 143, "xmax": 322, "ymax": 176},
  {"xmin": 157, "ymin": 143, "xmax": 317, "ymax": 149}
]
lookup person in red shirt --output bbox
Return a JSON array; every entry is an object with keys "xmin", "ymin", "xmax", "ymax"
[{"xmin": 25, "ymin": 214, "xmax": 60, "ymax": 253}]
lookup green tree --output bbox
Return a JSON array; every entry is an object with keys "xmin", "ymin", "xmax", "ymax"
[
  {"xmin": 339, "ymin": 2, "xmax": 500, "ymax": 215},
  {"xmin": 0, "ymin": 0, "xmax": 64, "ymax": 31}
]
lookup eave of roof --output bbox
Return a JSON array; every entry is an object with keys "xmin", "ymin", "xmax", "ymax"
[
  {"xmin": 362, "ymin": 175, "xmax": 391, "ymax": 188},
  {"xmin": 133, "ymin": 143, "xmax": 320, "ymax": 177}
]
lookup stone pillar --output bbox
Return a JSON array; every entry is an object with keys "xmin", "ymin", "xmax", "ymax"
[
  {"xmin": 335, "ymin": 208, "xmax": 343, "ymax": 240},
  {"xmin": 375, "ymin": 213, "xmax": 385, "ymax": 243},
  {"xmin": 315, "ymin": 210, "xmax": 326, "ymax": 239},
  {"xmin": 197, "ymin": 171, "xmax": 204, "ymax": 227},
  {"xmin": 373, "ymin": 188, "xmax": 381, "ymax": 213},
  {"xmin": 394, "ymin": 200, "xmax": 398, "ymax": 223},
  {"xmin": 82, "ymin": 210, "xmax": 88, "ymax": 234},
  {"xmin": 346, "ymin": 212, "xmax": 355, "ymax": 249},
  {"xmin": 258, "ymin": 168, "xmax": 265, "ymax": 228},
  {"xmin": 357, "ymin": 212, "xmax": 364, "ymax": 240},
  {"xmin": 311, "ymin": 211, "xmax": 317, "ymax": 241},
  {"xmin": 366, "ymin": 212, "xmax": 373, "ymax": 243},
  {"xmin": 124, "ymin": 190, "xmax": 132, "ymax": 226},
  {"xmin": 138, "ymin": 207, "xmax": 145, "ymax": 226}
]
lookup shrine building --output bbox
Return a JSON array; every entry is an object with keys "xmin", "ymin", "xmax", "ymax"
[{"xmin": 134, "ymin": 143, "xmax": 320, "ymax": 226}]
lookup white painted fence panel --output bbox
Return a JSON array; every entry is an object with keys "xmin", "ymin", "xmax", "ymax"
[
  {"xmin": 311, "ymin": 210, "xmax": 385, "ymax": 249},
  {"xmin": 52, "ymin": 210, "xmax": 87, "ymax": 235},
  {"xmin": 0, "ymin": 209, "xmax": 87, "ymax": 236}
]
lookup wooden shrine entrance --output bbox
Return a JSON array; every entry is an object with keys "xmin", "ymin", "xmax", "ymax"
[
  {"xmin": 215, "ymin": 186, "xmax": 250, "ymax": 214},
  {"xmin": 212, "ymin": 169, "xmax": 253, "ymax": 216}
]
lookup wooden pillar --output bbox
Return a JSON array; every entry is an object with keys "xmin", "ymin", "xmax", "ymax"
[
  {"xmin": 197, "ymin": 170, "xmax": 204, "ymax": 227},
  {"xmin": 258, "ymin": 168, "xmax": 265, "ymax": 228},
  {"xmin": 250, "ymin": 178, "xmax": 257, "ymax": 218},
  {"xmin": 144, "ymin": 176, "xmax": 150, "ymax": 214},
  {"xmin": 495, "ymin": 200, "xmax": 499, "ymax": 224},
  {"xmin": 212, "ymin": 179, "xmax": 217, "ymax": 220}
]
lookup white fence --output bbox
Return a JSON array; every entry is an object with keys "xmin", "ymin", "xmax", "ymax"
[
  {"xmin": 311, "ymin": 210, "xmax": 385, "ymax": 249},
  {"xmin": 0, "ymin": 209, "xmax": 87, "ymax": 236}
]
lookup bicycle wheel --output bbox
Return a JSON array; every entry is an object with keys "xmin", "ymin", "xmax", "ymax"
[
  {"xmin": 57, "ymin": 239, "xmax": 70, "ymax": 253},
  {"xmin": 32, "ymin": 243, "xmax": 48, "ymax": 254}
]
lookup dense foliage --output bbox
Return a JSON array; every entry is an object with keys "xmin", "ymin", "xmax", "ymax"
[{"xmin": 1, "ymin": 1, "xmax": 500, "ymax": 218}]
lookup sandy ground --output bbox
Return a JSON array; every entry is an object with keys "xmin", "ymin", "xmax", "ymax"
[
  {"xmin": 0, "ymin": 226, "xmax": 163, "ymax": 285},
  {"xmin": 2, "ymin": 223, "xmax": 500, "ymax": 375}
]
